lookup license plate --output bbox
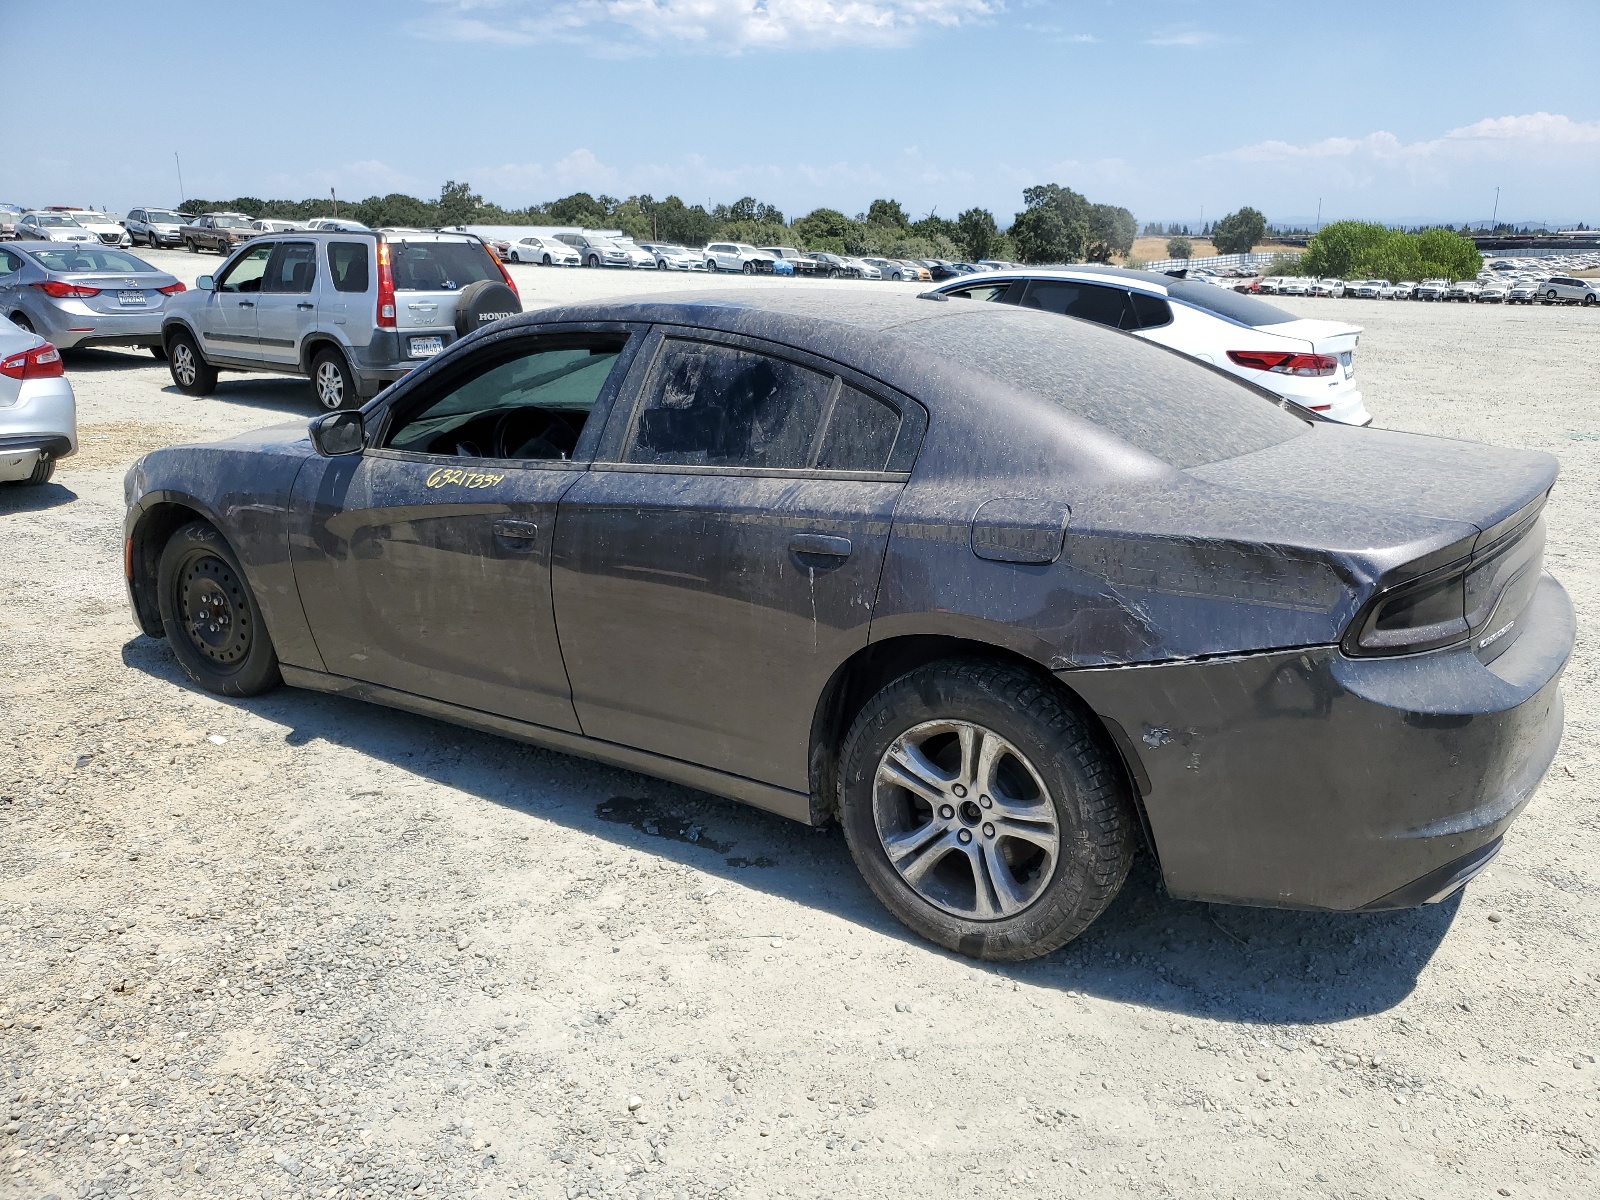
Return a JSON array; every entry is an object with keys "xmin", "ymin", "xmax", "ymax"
[
  {"xmin": 409, "ymin": 336, "xmax": 443, "ymax": 358},
  {"xmin": 118, "ymin": 290, "xmax": 146, "ymax": 306},
  {"xmin": 1340, "ymin": 351, "xmax": 1355, "ymax": 380}
]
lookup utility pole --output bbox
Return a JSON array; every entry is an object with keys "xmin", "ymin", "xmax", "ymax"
[
  {"xmin": 1315, "ymin": 198, "xmax": 1322, "ymax": 230},
  {"xmin": 1491, "ymin": 186, "xmax": 1500, "ymax": 229},
  {"xmin": 331, "ymin": 188, "xmax": 338, "ymax": 217},
  {"xmin": 174, "ymin": 152, "xmax": 186, "ymax": 203}
]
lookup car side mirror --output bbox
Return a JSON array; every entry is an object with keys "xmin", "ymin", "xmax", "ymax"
[
  {"xmin": 310, "ymin": 410, "xmax": 365, "ymax": 457},
  {"xmin": 196, "ymin": 275, "xmax": 214, "ymax": 291}
]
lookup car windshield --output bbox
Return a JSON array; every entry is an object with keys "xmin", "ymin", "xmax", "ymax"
[
  {"xmin": 213, "ymin": 216, "xmax": 251, "ymax": 229},
  {"xmin": 29, "ymin": 248, "xmax": 155, "ymax": 273},
  {"xmin": 32, "ymin": 214, "xmax": 81, "ymax": 227},
  {"xmin": 587, "ymin": 238, "xmax": 619, "ymax": 250},
  {"xmin": 388, "ymin": 240, "xmax": 500, "ymax": 291},
  {"xmin": 145, "ymin": 210, "xmax": 185, "ymax": 223},
  {"xmin": 1166, "ymin": 281, "xmax": 1298, "ymax": 326},
  {"xmin": 898, "ymin": 309, "xmax": 1310, "ymax": 469}
]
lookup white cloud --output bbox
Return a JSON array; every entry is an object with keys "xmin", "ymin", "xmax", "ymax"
[
  {"xmin": 1143, "ymin": 28, "xmax": 1218, "ymax": 47},
  {"xmin": 1190, "ymin": 113, "xmax": 1600, "ymax": 224},
  {"xmin": 413, "ymin": 0, "xmax": 995, "ymax": 52}
]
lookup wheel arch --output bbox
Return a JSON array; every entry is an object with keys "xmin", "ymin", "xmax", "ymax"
[
  {"xmin": 159, "ymin": 318, "xmax": 202, "ymax": 358},
  {"xmin": 126, "ymin": 494, "xmax": 227, "ymax": 638},
  {"xmin": 807, "ymin": 634, "xmax": 1158, "ymax": 864},
  {"xmin": 299, "ymin": 333, "xmax": 349, "ymax": 377}
]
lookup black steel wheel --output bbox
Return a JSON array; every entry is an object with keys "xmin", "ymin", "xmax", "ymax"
[
  {"xmin": 156, "ymin": 520, "xmax": 281, "ymax": 697},
  {"xmin": 837, "ymin": 659, "xmax": 1136, "ymax": 961}
]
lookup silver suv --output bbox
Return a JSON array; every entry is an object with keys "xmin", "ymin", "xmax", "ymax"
[{"xmin": 160, "ymin": 230, "xmax": 521, "ymax": 409}]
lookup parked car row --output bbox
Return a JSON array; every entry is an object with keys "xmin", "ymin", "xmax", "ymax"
[{"xmin": 1242, "ymin": 272, "xmax": 1600, "ymax": 305}]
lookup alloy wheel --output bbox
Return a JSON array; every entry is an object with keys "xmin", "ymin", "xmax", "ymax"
[
  {"xmin": 872, "ymin": 719, "xmax": 1060, "ymax": 920},
  {"xmin": 315, "ymin": 359, "xmax": 345, "ymax": 410},
  {"xmin": 172, "ymin": 343, "xmax": 198, "ymax": 387}
]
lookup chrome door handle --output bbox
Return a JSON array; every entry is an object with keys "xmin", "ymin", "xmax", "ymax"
[
  {"xmin": 493, "ymin": 519, "xmax": 540, "ymax": 541},
  {"xmin": 789, "ymin": 533, "xmax": 852, "ymax": 558}
]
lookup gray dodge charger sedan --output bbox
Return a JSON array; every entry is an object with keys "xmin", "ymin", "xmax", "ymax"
[{"xmin": 122, "ymin": 290, "xmax": 1572, "ymax": 961}]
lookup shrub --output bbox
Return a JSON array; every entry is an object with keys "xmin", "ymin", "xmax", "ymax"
[{"xmin": 1166, "ymin": 236, "xmax": 1193, "ymax": 260}]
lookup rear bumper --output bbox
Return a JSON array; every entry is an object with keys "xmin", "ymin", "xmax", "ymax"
[
  {"xmin": 1066, "ymin": 572, "xmax": 1573, "ymax": 911},
  {"xmin": 27, "ymin": 305, "xmax": 164, "ymax": 349}
]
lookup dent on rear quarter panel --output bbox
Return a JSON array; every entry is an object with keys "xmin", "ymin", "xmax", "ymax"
[{"xmin": 131, "ymin": 430, "xmax": 324, "ymax": 672}]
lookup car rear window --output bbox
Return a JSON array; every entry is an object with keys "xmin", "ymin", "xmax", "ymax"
[
  {"xmin": 899, "ymin": 308, "xmax": 1311, "ymax": 469},
  {"xmin": 388, "ymin": 240, "xmax": 500, "ymax": 291},
  {"xmin": 1167, "ymin": 281, "xmax": 1296, "ymax": 326},
  {"xmin": 29, "ymin": 248, "xmax": 154, "ymax": 273}
]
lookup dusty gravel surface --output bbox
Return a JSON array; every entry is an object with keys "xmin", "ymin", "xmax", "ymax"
[{"xmin": 3, "ymin": 261, "xmax": 1597, "ymax": 1200}]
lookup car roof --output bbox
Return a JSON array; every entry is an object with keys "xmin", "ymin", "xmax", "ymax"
[{"xmin": 950, "ymin": 263, "xmax": 1181, "ymax": 293}]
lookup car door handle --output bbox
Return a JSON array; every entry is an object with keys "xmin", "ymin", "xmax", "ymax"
[
  {"xmin": 296, "ymin": 302, "xmax": 315, "ymax": 310},
  {"xmin": 492, "ymin": 519, "xmax": 540, "ymax": 541},
  {"xmin": 789, "ymin": 533, "xmax": 852, "ymax": 558},
  {"xmin": 237, "ymin": 300, "xmax": 254, "ymax": 308}
]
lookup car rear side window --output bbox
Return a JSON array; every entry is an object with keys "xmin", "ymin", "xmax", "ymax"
[
  {"xmin": 388, "ymin": 241, "xmax": 499, "ymax": 292},
  {"xmin": 0, "ymin": 250, "xmax": 20, "ymax": 277},
  {"xmin": 814, "ymin": 385, "xmax": 902, "ymax": 472},
  {"xmin": 1166, "ymin": 281, "xmax": 1296, "ymax": 326},
  {"xmin": 262, "ymin": 242, "xmax": 316, "ymax": 294},
  {"xmin": 947, "ymin": 282, "xmax": 1020, "ymax": 304},
  {"xmin": 1127, "ymin": 291, "xmax": 1172, "ymax": 329},
  {"xmin": 627, "ymin": 341, "xmax": 835, "ymax": 469},
  {"xmin": 328, "ymin": 242, "xmax": 369, "ymax": 293}
]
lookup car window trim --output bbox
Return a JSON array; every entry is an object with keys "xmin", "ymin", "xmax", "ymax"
[
  {"xmin": 364, "ymin": 321, "xmax": 648, "ymax": 464},
  {"xmin": 597, "ymin": 324, "xmax": 926, "ymax": 475}
]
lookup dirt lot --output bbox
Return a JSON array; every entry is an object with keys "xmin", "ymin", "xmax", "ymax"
[{"xmin": 2, "ymin": 261, "xmax": 1598, "ymax": 1200}]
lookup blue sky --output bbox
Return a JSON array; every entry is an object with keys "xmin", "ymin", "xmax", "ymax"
[{"xmin": 11, "ymin": 0, "xmax": 1600, "ymax": 228}]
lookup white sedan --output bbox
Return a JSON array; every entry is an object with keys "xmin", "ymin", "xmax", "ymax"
[
  {"xmin": 932, "ymin": 265, "xmax": 1372, "ymax": 425},
  {"xmin": 507, "ymin": 236, "xmax": 580, "ymax": 266},
  {"xmin": 845, "ymin": 257, "xmax": 883, "ymax": 280},
  {"xmin": 0, "ymin": 323, "xmax": 76, "ymax": 486}
]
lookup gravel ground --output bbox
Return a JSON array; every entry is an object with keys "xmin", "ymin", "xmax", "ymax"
[{"xmin": 2, "ymin": 261, "xmax": 1597, "ymax": 1200}]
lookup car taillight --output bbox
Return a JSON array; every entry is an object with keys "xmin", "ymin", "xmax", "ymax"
[
  {"xmin": 158, "ymin": 281, "xmax": 186, "ymax": 294},
  {"xmin": 490, "ymin": 247, "xmax": 521, "ymax": 301},
  {"xmin": 376, "ymin": 242, "xmax": 396, "ymax": 328},
  {"xmin": 32, "ymin": 280, "xmax": 102, "ymax": 299},
  {"xmin": 1346, "ymin": 562, "xmax": 1470, "ymax": 656},
  {"xmin": 0, "ymin": 343, "xmax": 64, "ymax": 380},
  {"xmin": 1226, "ymin": 350, "xmax": 1338, "ymax": 377}
]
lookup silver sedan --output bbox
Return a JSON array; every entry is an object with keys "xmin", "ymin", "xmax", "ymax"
[
  {"xmin": 0, "ymin": 319, "xmax": 76, "ymax": 486},
  {"xmin": 0, "ymin": 243, "xmax": 184, "ymax": 353}
]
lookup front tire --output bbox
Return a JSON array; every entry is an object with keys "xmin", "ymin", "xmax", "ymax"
[
  {"xmin": 311, "ymin": 347, "xmax": 358, "ymax": 411},
  {"xmin": 156, "ymin": 520, "xmax": 281, "ymax": 697},
  {"xmin": 837, "ymin": 659, "xmax": 1137, "ymax": 962},
  {"xmin": 706, "ymin": 260, "xmax": 718, "ymax": 273},
  {"xmin": 167, "ymin": 331, "xmax": 217, "ymax": 396}
]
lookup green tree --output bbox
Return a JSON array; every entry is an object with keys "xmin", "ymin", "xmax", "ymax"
[
  {"xmin": 1414, "ymin": 227, "xmax": 1483, "ymax": 280},
  {"xmin": 546, "ymin": 192, "xmax": 611, "ymax": 227},
  {"xmin": 865, "ymin": 198, "xmax": 910, "ymax": 229},
  {"xmin": 791, "ymin": 207, "xmax": 858, "ymax": 253},
  {"xmin": 713, "ymin": 197, "xmax": 783, "ymax": 226},
  {"xmin": 955, "ymin": 208, "xmax": 1000, "ymax": 261},
  {"xmin": 1301, "ymin": 221, "xmax": 1394, "ymax": 277},
  {"xmin": 437, "ymin": 180, "xmax": 483, "ymax": 226},
  {"xmin": 1086, "ymin": 203, "xmax": 1136, "ymax": 262},
  {"xmin": 1211, "ymin": 206, "xmax": 1267, "ymax": 254},
  {"xmin": 650, "ymin": 196, "xmax": 718, "ymax": 246},
  {"xmin": 1166, "ymin": 236, "xmax": 1193, "ymax": 260},
  {"xmin": 1009, "ymin": 184, "xmax": 1090, "ymax": 264}
]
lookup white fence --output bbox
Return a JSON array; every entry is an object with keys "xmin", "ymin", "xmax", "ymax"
[{"xmin": 1139, "ymin": 251, "xmax": 1282, "ymax": 274}]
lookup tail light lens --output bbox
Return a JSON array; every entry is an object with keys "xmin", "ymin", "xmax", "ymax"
[
  {"xmin": 376, "ymin": 242, "xmax": 396, "ymax": 328},
  {"xmin": 1349, "ymin": 567, "xmax": 1470, "ymax": 655},
  {"xmin": 1226, "ymin": 350, "xmax": 1338, "ymax": 377},
  {"xmin": 157, "ymin": 281, "xmax": 186, "ymax": 294},
  {"xmin": 32, "ymin": 280, "xmax": 102, "ymax": 299},
  {"xmin": 0, "ymin": 343, "xmax": 65, "ymax": 380},
  {"xmin": 489, "ymin": 244, "xmax": 521, "ymax": 301}
]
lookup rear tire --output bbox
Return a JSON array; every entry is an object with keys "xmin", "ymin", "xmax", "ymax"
[
  {"xmin": 837, "ymin": 658, "xmax": 1137, "ymax": 962},
  {"xmin": 13, "ymin": 456, "xmax": 55, "ymax": 486},
  {"xmin": 167, "ymin": 331, "xmax": 217, "ymax": 396},
  {"xmin": 156, "ymin": 519, "xmax": 281, "ymax": 698},
  {"xmin": 311, "ymin": 347, "xmax": 358, "ymax": 411},
  {"xmin": 10, "ymin": 313, "xmax": 35, "ymax": 334}
]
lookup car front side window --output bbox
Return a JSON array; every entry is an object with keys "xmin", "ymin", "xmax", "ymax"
[
  {"xmin": 384, "ymin": 336, "xmax": 629, "ymax": 461},
  {"xmin": 217, "ymin": 244, "xmax": 273, "ymax": 293}
]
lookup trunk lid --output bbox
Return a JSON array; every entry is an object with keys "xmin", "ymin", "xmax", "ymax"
[
  {"xmin": 69, "ymin": 273, "xmax": 174, "ymax": 314},
  {"xmin": 1263, "ymin": 317, "xmax": 1361, "ymax": 356}
]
